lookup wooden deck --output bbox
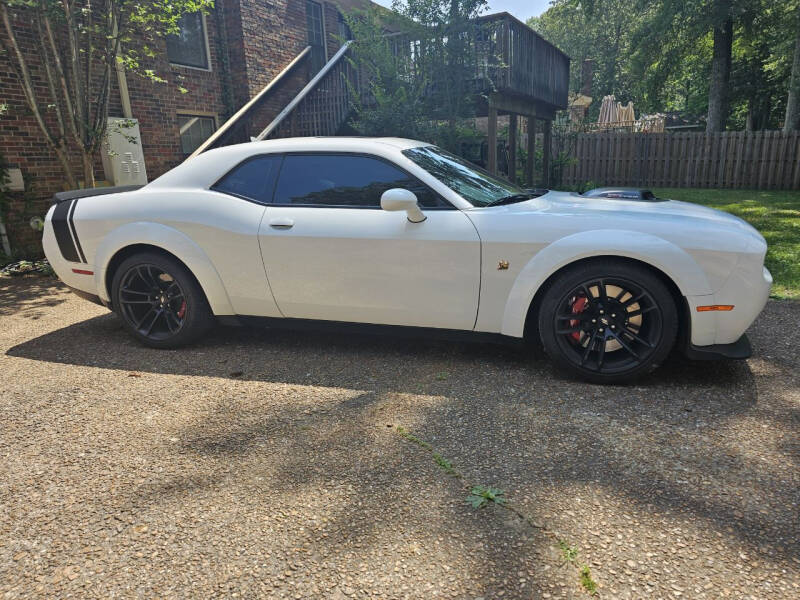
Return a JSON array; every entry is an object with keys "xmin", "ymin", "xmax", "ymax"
[
  {"xmin": 197, "ymin": 12, "xmax": 569, "ymax": 186},
  {"xmin": 388, "ymin": 12, "xmax": 570, "ymax": 116},
  {"xmin": 485, "ymin": 12, "xmax": 570, "ymax": 112}
]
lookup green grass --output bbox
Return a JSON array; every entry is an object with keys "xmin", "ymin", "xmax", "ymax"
[{"xmin": 655, "ymin": 189, "xmax": 800, "ymax": 299}]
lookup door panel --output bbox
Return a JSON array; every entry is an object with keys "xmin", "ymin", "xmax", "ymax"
[{"xmin": 258, "ymin": 207, "xmax": 481, "ymax": 330}]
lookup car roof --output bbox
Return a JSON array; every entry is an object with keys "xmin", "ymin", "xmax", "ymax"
[
  {"xmin": 146, "ymin": 137, "xmax": 432, "ymax": 190},
  {"xmin": 215, "ymin": 136, "xmax": 429, "ymax": 154}
]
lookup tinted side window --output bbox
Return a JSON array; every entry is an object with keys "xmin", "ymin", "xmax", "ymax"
[
  {"xmin": 273, "ymin": 154, "xmax": 449, "ymax": 208},
  {"xmin": 212, "ymin": 155, "xmax": 281, "ymax": 203}
]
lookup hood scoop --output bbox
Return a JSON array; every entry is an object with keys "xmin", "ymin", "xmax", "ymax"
[{"xmin": 581, "ymin": 188, "xmax": 666, "ymax": 202}]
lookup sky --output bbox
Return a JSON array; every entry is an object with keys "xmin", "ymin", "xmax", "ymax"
[{"xmin": 370, "ymin": 0, "xmax": 554, "ymax": 22}]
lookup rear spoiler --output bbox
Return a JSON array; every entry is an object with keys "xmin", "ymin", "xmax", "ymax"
[{"xmin": 51, "ymin": 184, "xmax": 143, "ymax": 205}]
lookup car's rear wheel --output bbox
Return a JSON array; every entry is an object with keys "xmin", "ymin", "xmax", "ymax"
[
  {"xmin": 112, "ymin": 252, "xmax": 214, "ymax": 348},
  {"xmin": 538, "ymin": 259, "xmax": 678, "ymax": 384}
]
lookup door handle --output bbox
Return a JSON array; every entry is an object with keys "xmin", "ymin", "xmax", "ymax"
[{"xmin": 269, "ymin": 218, "xmax": 294, "ymax": 229}]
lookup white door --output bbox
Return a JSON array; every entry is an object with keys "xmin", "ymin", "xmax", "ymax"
[{"xmin": 258, "ymin": 153, "xmax": 481, "ymax": 330}]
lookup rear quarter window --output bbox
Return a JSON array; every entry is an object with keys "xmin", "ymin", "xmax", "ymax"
[{"xmin": 212, "ymin": 155, "xmax": 282, "ymax": 203}]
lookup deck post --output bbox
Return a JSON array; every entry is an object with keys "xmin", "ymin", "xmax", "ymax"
[
  {"xmin": 508, "ymin": 113, "xmax": 517, "ymax": 183},
  {"xmin": 526, "ymin": 116, "xmax": 536, "ymax": 186},
  {"xmin": 542, "ymin": 118, "xmax": 552, "ymax": 187},
  {"xmin": 488, "ymin": 107, "xmax": 498, "ymax": 174}
]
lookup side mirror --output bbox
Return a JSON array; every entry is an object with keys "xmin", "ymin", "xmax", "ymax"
[{"xmin": 380, "ymin": 188, "xmax": 426, "ymax": 223}]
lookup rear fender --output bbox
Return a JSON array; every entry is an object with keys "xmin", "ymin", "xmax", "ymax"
[
  {"xmin": 93, "ymin": 222, "xmax": 235, "ymax": 315},
  {"xmin": 500, "ymin": 229, "xmax": 714, "ymax": 338}
]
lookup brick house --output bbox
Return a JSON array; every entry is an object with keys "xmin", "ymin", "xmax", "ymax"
[
  {"xmin": 1, "ymin": 1, "xmax": 569, "ymax": 256},
  {"xmin": 0, "ymin": 0, "xmax": 364, "ymax": 253}
]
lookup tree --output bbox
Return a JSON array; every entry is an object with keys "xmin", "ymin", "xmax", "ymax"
[
  {"xmin": 345, "ymin": 0, "xmax": 493, "ymax": 152},
  {"xmin": 528, "ymin": 0, "xmax": 643, "ymax": 112},
  {"xmin": 0, "ymin": 0, "xmax": 213, "ymax": 188},
  {"xmin": 784, "ymin": 3, "xmax": 800, "ymax": 131},
  {"xmin": 391, "ymin": 0, "xmax": 490, "ymax": 147},
  {"xmin": 730, "ymin": 1, "xmax": 784, "ymax": 131},
  {"xmin": 705, "ymin": 0, "xmax": 733, "ymax": 132},
  {"xmin": 345, "ymin": 7, "xmax": 432, "ymax": 141}
]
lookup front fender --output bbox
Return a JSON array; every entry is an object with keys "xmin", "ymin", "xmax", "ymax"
[
  {"xmin": 93, "ymin": 221, "xmax": 235, "ymax": 315},
  {"xmin": 500, "ymin": 229, "xmax": 714, "ymax": 338}
]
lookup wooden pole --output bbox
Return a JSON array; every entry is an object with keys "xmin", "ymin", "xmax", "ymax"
[
  {"xmin": 542, "ymin": 118, "xmax": 552, "ymax": 187},
  {"xmin": 526, "ymin": 116, "xmax": 536, "ymax": 187},
  {"xmin": 488, "ymin": 107, "xmax": 498, "ymax": 175},
  {"xmin": 508, "ymin": 113, "xmax": 517, "ymax": 184}
]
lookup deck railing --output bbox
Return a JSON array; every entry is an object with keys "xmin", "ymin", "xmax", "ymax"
[
  {"xmin": 386, "ymin": 13, "xmax": 570, "ymax": 111},
  {"xmin": 494, "ymin": 13, "xmax": 569, "ymax": 109},
  {"xmin": 256, "ymin": 41, "xmax": 356, "ymax": 140},
  {"xmin": 196, "ymin": 13, "xmax": 569, "ymax": 151}
]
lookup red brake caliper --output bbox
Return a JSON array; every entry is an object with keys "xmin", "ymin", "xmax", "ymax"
[
  {"xmin": 177, "ymin": 301, "xmax": 187, "ymax": 319},
  {"xmin": 569, "ymin": 296, "xmax": 588, "ymax": 341}
]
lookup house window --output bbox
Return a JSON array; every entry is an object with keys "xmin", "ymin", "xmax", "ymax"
[
  {"xmin": 306, "ymin": 0, "xmax": 325, "ymax": 73},
  {"xmin": 178, "ymin": 115, "xmax": 216, "ymax": 154},
  {"xmin": 167, "ymin": 13, "xmax": 210, "ymax": 69},
  {"xmin": 337, "ymin": 13, "xmax": 351, "ymax": 41}
]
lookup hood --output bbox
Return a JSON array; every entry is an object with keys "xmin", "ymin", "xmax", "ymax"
[
  {"xmin": 531, "ymin": 190, "xmax": 761, "ymax": 238},
  {"xmin": 471, "ymin": 190, "xmax": 767, "ymax": 257}
]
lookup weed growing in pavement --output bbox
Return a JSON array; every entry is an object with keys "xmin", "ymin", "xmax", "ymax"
[
  {"xmin": 396, "ymin": 426, "xmax": 462, "ymax": 478},
  {"xmin": 559, "ymin": 540, "xmax": 578, "ymax": 563},
  {"xmin": 393, "ymin": 424, "xmax": 600, "ymax": 596},
  {"xmin": 580, "ymin": 565, "xmax": 598, "ymax": 595},
  {"xmin": 466, "ymin": 485, "xmax": 507, "ymax": 509},
  {"xmin": 432, "ymin": 452, "xmax": 458, "ymax": 476}
]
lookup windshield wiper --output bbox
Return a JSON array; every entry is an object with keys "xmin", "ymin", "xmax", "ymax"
[{"xmin": 484, "ymin": 193, "xmax": 536, "ymax": 207}]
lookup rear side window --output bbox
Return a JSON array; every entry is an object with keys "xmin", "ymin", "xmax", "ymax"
[
  {"xmin": 212, "ymin": 155, "xmax": 281, "ymax": 203},
  {"xmin": 273, "ymin": 154, "xmax": 449, "ymax": 208}
]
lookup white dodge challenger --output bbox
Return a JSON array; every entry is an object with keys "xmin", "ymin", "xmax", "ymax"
[{"xmin": 43, "ymin": 137, "xmax": 771, "ymax": 383}]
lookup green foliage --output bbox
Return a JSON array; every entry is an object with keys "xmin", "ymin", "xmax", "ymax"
[
  {"xmin": 580, "ymin": 565, "xmax": 598, "ymax": 595},
  {"xmin": 466, "ymin": 485, "xmax": 506, "ymax": 509},
  {"xmin": 0, "ymin": 258, "xmax": 54, "ymax": 276},
  {"xmin": 395, "ymin": 426, "xmax": 461, "ymax": 477},
  {"xmin": 432, "ymin": 452, "xmax": 458, "ymax": 476},
  {"xmin": 394, "ymin": 426, "xmax": 600, "ymax": 594},
  {"xmin": 655, "ymin": 188, "xmax": 800, "ymax": 298},
  {"xmin": 529, "ymin": 0, "xmax": 642, "ymax": 111},
  {"xmin": 344, "ymin": 0, "xmax": 496, "ymax": 153},
  {"xmin": 559, "ymin": 540, "xmax": 578, "ymax": 563},
  {"xmin": 1, "ymin": 0, "xmax": 214, "ymax": 187},
  {"xmin": 529, "ymin": 0, "xmax": 797, "ymax": 130}
]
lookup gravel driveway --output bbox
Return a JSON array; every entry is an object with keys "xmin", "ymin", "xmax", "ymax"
[{"xmin": 1, "ymin": 276, "xmax": 798, "ymax": 599}]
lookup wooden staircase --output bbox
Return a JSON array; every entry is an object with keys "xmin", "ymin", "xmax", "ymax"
[
  {"xmin": 255, "ymin": 41, "xmax": 356, "ymax": 140},
  {"xmin": 188, "ymin": 41, "xmax": 356, "ymax": 159}
]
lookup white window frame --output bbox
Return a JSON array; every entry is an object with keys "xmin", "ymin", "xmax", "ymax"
[{"xmin": 168, "ymin": 12, "xmax": 213, "ymax": 72}]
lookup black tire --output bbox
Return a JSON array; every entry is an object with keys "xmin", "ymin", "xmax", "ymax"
[
  {"xmin": 111, "ymin": 251, "xmax": 214, "ymax": 348},
  {"xmin": 538, "ymin": 259, "xmax": 678, "ymax": 384}
]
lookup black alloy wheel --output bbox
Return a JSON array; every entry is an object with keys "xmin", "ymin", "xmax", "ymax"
[
  {"xmin": 118, "ymin": 264, "xmax": 187, "ymax": 340},
  {"xmin": 112, "ymin": 251, "xmax": 214, "ymax": 348},
  {"xmin": 538, "ymin": 259, "xmax": 678, "ymax": 383}
]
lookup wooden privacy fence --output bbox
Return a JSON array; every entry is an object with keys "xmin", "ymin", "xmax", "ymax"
[{"xmin": 562, "ymin": 131, "xmax": 800, "ymax": 190}]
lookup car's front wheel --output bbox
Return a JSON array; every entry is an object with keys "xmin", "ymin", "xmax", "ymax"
[
  {"xmin": 538, "ymin": 259, "xmax": 678, "ymax": 384},
  {"xmin": 111, "ymin": 251, "xmax": 214, "ymax": 348}
]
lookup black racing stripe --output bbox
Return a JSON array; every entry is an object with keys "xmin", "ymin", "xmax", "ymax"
[
  {"xmin": 51, "ymin": 199, "xmax": 81, "ymax": 263},
  {"xmin": 67, "ymin": 199, "xmax": 87, "ymax": 263}
]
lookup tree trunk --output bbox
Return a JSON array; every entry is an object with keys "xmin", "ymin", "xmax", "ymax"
[
  {"xmin": 784, "ymin": 9, "xmax": 800, "ymax": 132},
  {"xmin": 706, "ymin": 8, "xmax": 733, "ymax": 133},
  {"xmin": 746, "ymin": 100, "xmax": 754, "ymax": 132},
  {"xmin": 1, "ymin": 3, "xmax": 78, "ymax": 189},
  {"xmin": 81, "ymin": 153, "xmax": 95, "ymax": 188}
]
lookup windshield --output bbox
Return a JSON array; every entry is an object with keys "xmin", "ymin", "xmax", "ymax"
[{"xmin": 402, "ymin": 145, "xmax": 532, "ymax": 207}]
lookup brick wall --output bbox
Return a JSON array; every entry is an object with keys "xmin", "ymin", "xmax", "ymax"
[{"xmin": 0, "ymin": 0, "xmax": 349, "ymax": 255}]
